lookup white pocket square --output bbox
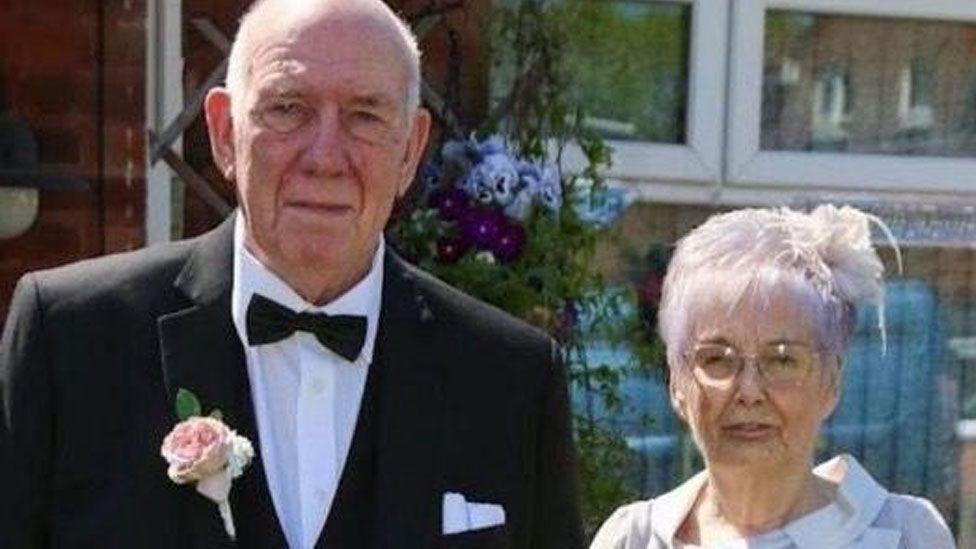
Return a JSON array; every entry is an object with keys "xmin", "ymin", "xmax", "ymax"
[{"xmin": 441, "ymin": 492, "xmax": 506, "ymax": 534}]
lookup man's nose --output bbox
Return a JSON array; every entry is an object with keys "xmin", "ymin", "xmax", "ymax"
[{"xmin": 299, "ymin": 108, "xmax": 348, "ymax": 177}]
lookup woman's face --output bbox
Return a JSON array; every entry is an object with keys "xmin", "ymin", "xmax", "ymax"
[{"xmin": 670, "ymin": 291, "xmax": 840, "ymax": 472}]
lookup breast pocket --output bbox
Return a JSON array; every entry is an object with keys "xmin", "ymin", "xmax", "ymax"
[{"xmin": 440, "ymin": 525, "xmax": 509, "ymax": 549}]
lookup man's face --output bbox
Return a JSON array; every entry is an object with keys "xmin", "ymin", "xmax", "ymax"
[{"xmin": 207, "ymin": 12, "xmax": 429, "ymax": 294}]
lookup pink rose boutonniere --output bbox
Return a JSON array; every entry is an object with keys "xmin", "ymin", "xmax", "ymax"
[{"xmin": 161, "ymin": 388, "xmax": 254, "ymax": 540}]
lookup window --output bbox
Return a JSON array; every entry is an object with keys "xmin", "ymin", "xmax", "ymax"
[
  {"xmin": 545, "ymin": 0, "xmax": 976, "ymax": 203},
  {"xmin": 554, "ymin": 0, "xmax": 729, "ymax": 191},
  {"xmin": 727, "ymin": 1, "xmax": 976, "ymax": 195}
]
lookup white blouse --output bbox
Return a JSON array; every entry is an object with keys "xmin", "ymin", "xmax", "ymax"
[{"xmin": 590, "ymin": 454, "xmax": 955, "ymax": 549}]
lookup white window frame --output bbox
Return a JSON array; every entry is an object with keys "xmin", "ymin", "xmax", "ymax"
[
  {"xmin": 562, "ymin": 0, "xmax": 729, "ymax": 195},
  {"xmin": 726, "ymin": 0, "xmax": 976, "ymax": 196},
  {"xmin": 146, "ymin": 0, "xmax": 183, "ymax": 245}
]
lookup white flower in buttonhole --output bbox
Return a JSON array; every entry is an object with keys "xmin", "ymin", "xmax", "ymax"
[{"xmin": 160, "ymin": 388, "xmax": 254, "ymax": 541}]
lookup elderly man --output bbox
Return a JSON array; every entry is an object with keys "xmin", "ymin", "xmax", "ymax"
[{"xmin": 0, "ymin": 1, "xmax": 583, "ymax": 547}]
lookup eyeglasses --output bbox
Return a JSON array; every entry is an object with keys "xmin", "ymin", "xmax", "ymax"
[{"xmin": 686, "ymin": 342, "xmax": 819, "ymax": 387}]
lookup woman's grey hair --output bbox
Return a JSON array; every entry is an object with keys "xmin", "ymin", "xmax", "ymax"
[
  {"xmin": 658, "ymin": 205, "xmax": 900, "ymax": 371},
  {"xmin": 225, "ymin": 0, "xmax": 422, "ymax": 120}
]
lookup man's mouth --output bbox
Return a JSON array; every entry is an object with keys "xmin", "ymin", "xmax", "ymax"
[{"xmin": 284, "ymin": 200, "xmax": 354, "ymax": 216}]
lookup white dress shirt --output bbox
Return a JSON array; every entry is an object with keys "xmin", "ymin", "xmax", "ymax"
[
  {"xmin": 591, "ymin": 454, "xmax": 956, "ymax": 549},
  {"xmin": 230, "ymin": 215, "xmax": 384, "ymax": 549}
]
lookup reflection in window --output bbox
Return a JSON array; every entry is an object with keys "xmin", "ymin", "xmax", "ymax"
[
  {"xmin": 762, "ymin": 11, "xmax": 976, "ymax": 157},
  {"xmin": 562, "ymin": 1, "xmax": 689, "ymax": 143},
  {"xmin": 811, "ymin": 69, "xmax": 852, "ymax": 150},
  {"xmin": 491, "ymin": 0, "xmax": 691, "ymax": 144},
  {"xmin": 899, "ymin": 58, "xmax": 936, "ymax": 130}
]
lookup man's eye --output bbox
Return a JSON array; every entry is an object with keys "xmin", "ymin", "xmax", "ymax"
[
  {"xmin": 259, "ymin": 101, "xmax": 311, "ymax": 132},
  {"xmin": 344, "ymin": 108, "xmax": 396, "ymax": 143},
  {"xmin": 352, "ymin": 110, "xmax": 383, "ymax": 123}
]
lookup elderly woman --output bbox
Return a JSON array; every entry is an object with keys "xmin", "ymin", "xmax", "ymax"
[{"xmin": 592, "ymin": 206, "xmax": 955, "ymax": 548}]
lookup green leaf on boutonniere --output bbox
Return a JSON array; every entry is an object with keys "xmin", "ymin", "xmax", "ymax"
[
  {"xmin": 175, "ymin": 388, "xmax": 202, "ymax": 420},
  {"xmin": 209, "ymin": 409, "xmax": 224, "ymax": 422}
]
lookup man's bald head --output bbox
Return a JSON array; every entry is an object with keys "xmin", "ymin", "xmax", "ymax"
[{"xmin": 226, "ymin": 0, "xmax": 421, "ymax": 120}]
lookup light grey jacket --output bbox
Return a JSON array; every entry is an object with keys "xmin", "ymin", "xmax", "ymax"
[{"xmin": 591, "ymin": 454, "xmax": 955, "ymax": 549}]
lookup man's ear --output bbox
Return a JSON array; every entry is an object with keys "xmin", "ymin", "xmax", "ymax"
[
  {"xmin": 397, "ymin": 107, "xmax": 432, "ymax": 197},
  {"xmin": 204, "ymin": 87, "xmax": 235, "ymax": 181}
]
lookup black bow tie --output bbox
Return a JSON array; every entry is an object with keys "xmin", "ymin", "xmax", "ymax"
[{"xmin": 245, "ymin": 294, "xmax": 367, "ymax": 362}]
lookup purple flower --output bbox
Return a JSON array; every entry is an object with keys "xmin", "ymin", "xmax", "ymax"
[
  {"xmin": 460, "ymin": 207, "xmax": 506, "ymax": 249},
  {"xmin": 491, "ymin": 222, "xmax": 527, "ymax": 262},
  {"xmin": 436, "ymin": 236, "xmax": 470, "ymax": 264},
  {"xmin": 427, "ymin": 187, "xmax": 471, "ymax": 221}
]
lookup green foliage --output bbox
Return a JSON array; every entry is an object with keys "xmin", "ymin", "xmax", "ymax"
[
  {"xmin": 555, "ymin": 1, "xmax": 690, "ymax": 142},
  {"xmin": 395, "ymin": 0, "xmax": 669, "ymax": 536},
  {"xmin": 175, "ymin": 388, "xmax": 202, "ymax": 421},
  {"xmin": 576, "ymin": 419, "xmax": 641, "ymax": 538}
]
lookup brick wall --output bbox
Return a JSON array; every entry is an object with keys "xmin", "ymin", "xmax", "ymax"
[{"xmin": 0, "ymin": 0, "xmax": 146, "ymax": 322}]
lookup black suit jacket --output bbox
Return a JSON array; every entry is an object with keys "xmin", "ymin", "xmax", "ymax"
[{"xmin": 0, "ymin": 217, "xmax": 584, "ymax": 548}]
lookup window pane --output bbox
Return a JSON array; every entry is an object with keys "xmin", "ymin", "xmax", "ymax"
[
  {"xmin": 491, "ymin": 0, "xmax": 690, "ymax": 143},
  {"xmin": 762, "ymin": 11, "xmax": 976, "ymax": 157},
  {"xmin": 561, "ymin": 1, "xmax": 690, "ymax": 143}
]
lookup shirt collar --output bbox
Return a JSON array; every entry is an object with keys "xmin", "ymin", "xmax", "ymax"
[
  {"xmin": 650, "ymin": 454, "xmax": 891, "ymax": 547},
  {"xmin": 230, "ymin": 211, "xmax": 385, "ymax": 364},
  {"xmin": 649, "ymin": 469, "xmax": 708, "ymax": 543},
  {"xmin": 784, "ymin": 453, "xmax": 891, "ymax": 548}
]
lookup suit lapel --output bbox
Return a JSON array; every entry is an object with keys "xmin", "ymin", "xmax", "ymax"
[
  {"xmin": 366, "ymin": 251, "xmax": 444, "ymax": 548},
  {"xmin": 157, "ymin": 216, "xmax": 287, "ymax": 548}
]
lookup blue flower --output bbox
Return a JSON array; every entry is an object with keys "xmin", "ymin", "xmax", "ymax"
[
  {"xmin": 418, "ymin": 162, "xmax": 441, "ymax": 193},
  {"xmin": 574, "ymin": 183, "xmax": 633, "ymax": 226},
  {"xmin": 464, "ymin": 153, "xmax": 520, "ymax": 206},
  {"xmin": 441, "ymin": 137, "xmax": 481, "ymax": 176},
  {"xmin": 477, "ymin": 135, "xmax": 508, "ymax": 157},
  {"xmin": 533, "ymin": 164, "xmax": 562, "ymax": 213},
  {"xmin": 504, "ymin": 187, "xmax": 534, "ymax": 221}
]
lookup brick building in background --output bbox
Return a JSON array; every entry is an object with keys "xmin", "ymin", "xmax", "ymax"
[{"xmin": 0, "ymin": 1, "xmax": 147, "ymax": 317}]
